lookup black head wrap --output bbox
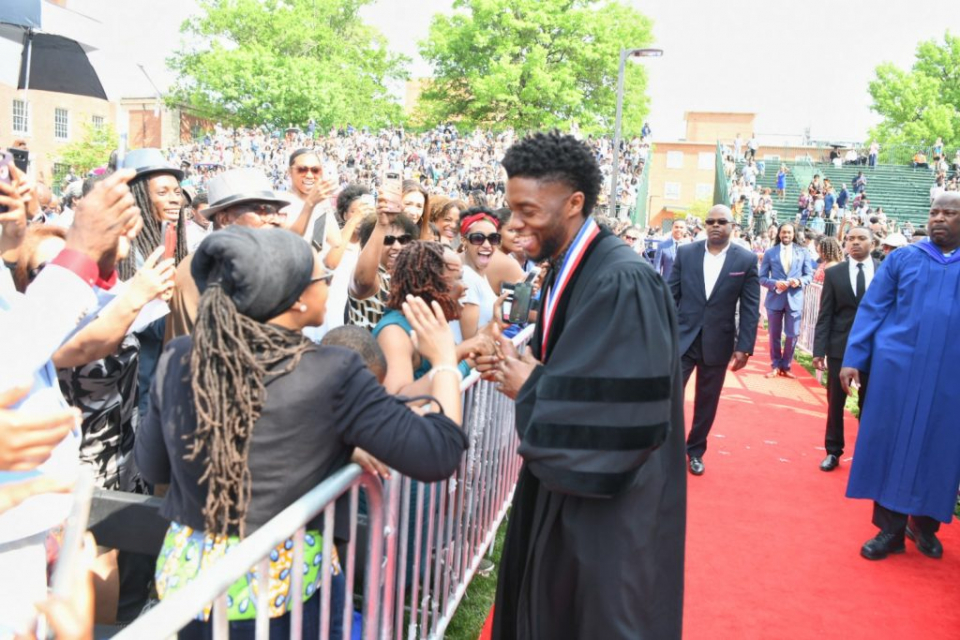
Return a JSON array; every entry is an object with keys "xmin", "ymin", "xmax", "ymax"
[{"xmin": 192, "ymin": 226, "xmax": 314, "ymax": 322}]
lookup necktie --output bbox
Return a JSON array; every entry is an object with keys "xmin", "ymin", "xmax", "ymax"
[
  {"xmin": 856, "ymin": 263, "xmax": 865, "ymax": 300},
  {"xmin": 783, "ymin": 247, "xmax": 792, "ymax": 274}
]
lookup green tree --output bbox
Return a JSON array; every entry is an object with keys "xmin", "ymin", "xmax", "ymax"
[
  {"xmin": 58, "ymin": 123, "xmax": 118, "ymax": 175},
  {"xmin": 417, "ymin": 0, "xmax": 654, "ymax": 134},
  {"xmin": 867, "ymin": 32, "xmax": 960, "ymax": 160},
  {"xmin": 168, "ymin": 0, "xmax": 409, "ymax": 129}
]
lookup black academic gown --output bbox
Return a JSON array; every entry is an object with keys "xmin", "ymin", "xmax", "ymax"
[{"xmin": 493, "ymin": 230, "xmax": 687, "ymax": 640}]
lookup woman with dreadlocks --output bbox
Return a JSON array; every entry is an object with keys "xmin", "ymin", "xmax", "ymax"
[
  {"xmin": 117, "ymin": 149, "xmax": 188, "ymax": 420},
  {"xmin": 135, "ymin": 227, "xmax": 467, "ymax": 640}
]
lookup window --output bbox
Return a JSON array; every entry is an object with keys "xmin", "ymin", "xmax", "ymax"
[
  {"xmin": 664, "ymin": 182, "xmax": 682, "ymax": 200},
  {"xmin": 696, "ymin": 183, "xmax": 713, "ymax": 201},
  {"xmin": 12, "ymin": 99, "xmax": 29, "ymax": 134},
  {"xmin": 54, "ymin": 108, "xmax": 69, "ymax": 140},
  {"xmin": 52, "ymin": 163, "xmax": 71, "ymax": 196},
  {"xmin": 92, "ymin": 115, "xmax": 104, "ymax": 129},
  {"xmin": 666, "ymin": 151, "xmax": 684, "ymax": 169},
  {"xmin": 698, "ymin": 152, "xmax": 714, "ymax": 170}
]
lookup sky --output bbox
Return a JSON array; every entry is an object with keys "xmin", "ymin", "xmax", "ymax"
[{"xmin": 20, "ymin": 0, "xmax": 960, "ymax": 145}]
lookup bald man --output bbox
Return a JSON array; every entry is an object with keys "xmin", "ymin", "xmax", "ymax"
[
  {"xmin": 840, "ymin": 192, "xmax": 960, "ymax": 560},
  {"xmin": 667, "ymin": 205, "xmax": 761, "ymax": 476}
]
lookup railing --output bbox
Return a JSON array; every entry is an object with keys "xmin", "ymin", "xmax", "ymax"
[
  {"xmin": 114, "ymin": 325, "xmax": 534, "ymax": 640},
  {"xmin": 796, "ymin": 281, "xmax": 822, "ymax": 355}
]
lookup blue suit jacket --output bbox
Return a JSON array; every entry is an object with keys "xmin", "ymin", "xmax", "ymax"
[
  {"xmin": 759, "ymin": 244, "xmax": 813, "ymax": 312},
  {"xmin": 653, "ymin": 237, "xmax": 679, "ymax": 281}
]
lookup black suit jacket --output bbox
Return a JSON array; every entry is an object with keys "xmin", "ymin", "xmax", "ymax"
[
  {"xmin": 812, "ymin": 258, "xmax": 880, "ymax": 359},
  {"xmin": 668, "ymin": 240, "xmax": 761, "ymax": 366}
]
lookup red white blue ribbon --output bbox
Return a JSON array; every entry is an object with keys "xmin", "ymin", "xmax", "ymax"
[{"xmin": 541, "ymin": 217, "xmax": 601, "ymax": 355}]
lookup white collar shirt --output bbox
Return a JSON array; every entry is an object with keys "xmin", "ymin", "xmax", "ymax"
[
  {"xmin": 848, "ymin": 257, "xmax": 875, "ymax": 295},
  {"xmin": 779, "ymin": 243, "xmax": 794, "ymax": 273},
  {"xmin": 704, "ymin": 242, "xmax": 731, "ymax": 298}
]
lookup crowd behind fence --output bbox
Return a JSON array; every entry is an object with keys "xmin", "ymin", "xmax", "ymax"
[{"xmin": 113, "ymin": 326, "xmax": 533, "ymax": 640}]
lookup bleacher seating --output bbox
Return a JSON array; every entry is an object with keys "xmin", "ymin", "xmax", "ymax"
[{"xmin": 740, "ymin": 159, "xmax": 934, "ymax": 227}]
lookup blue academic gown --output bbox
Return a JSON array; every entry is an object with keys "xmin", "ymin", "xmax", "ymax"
[{"xmin": 843, "ymin": 241, "xmax": 960, "ymax": 522}]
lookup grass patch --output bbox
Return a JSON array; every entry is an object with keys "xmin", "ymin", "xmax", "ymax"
[{"xmin": 443, "ymin": 515, "xmax": 509, "ymax": 640}]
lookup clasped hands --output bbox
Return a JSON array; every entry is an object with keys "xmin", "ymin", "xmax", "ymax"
[
  {"xmin": 774, "ymin": 278, "xmax": 801, "ymax": 293},
  {"xmin": 473, "ymin": 324, "xmax": 539, "ymax": 400}
]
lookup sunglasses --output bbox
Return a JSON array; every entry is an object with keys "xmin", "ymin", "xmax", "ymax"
[
  {"xmin": 704, "ymin": 218, "xmax": 731, "ymax": 227},
  {"xmin": 28, "ymin": 261, "xmax": 48, "ymax": 283},
  {"xmin": 384, "ymin": 234, "xmax": 414, "ymax": 246},
  {"xmin": 623, "ymin": 235, "xmax": 640, "ymax": 242},
  {"xmin": 466, "ymin": 232, "xmax": 502, "ymax": 247},
  {"xmin": 294, "ymin": 166, "xmax": 322, "ymax": 175}
]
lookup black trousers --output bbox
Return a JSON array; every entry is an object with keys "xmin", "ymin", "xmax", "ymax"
[
  {"xmin": 824, "ymin": 356, "xmax": 869, "ymax": 456},
  {"xmin": 872, "ymin": 502, "xmax": 940, "ymax": 537},
  {"xmin": 682, "ymin": 333, "xmax": 729, "ymax": 458}
]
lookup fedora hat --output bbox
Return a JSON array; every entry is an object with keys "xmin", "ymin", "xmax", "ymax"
[
  {"xmin": 121, "ymin": 148, "xmax": 184, "ymax": 181},
  {"xmin": 201, "ymin": 168, "xmax": 289, "ymax": 219}
]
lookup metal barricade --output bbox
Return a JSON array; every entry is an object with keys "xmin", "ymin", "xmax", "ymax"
[
  {"xmin": 796, "ymin": 282, "xmax": 822, "ymax": 354},
  {"xmin": 113, "ymin": 465, "xmax": 386, "ymax": 640},
  {"xmin": 384, "ymin": 326, "xmax": 532, "ymax": 640},
  {"xmin": 112, "ymin": 325, "xmax": 534, "ymax": 640}
]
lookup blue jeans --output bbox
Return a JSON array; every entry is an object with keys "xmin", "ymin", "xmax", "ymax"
[{"xmin": 767, "ymin": 308, "xmax": 800, "ymax": 371}]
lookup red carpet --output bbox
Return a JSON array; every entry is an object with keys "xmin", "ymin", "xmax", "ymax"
[{"xmin": 480, "ymin": 333, "xmax": 960, "ymax": 639}]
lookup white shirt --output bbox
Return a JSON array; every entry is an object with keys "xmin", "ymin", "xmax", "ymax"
[
  {"xmin": 848, "ymin": 257, "xmax": 875, "ymax": 296},
  {"xmin": 703, "ymin": 242, "xmax": 731, "ymax": 298},
  {"xmin": 779, "ymin": 244, "xmax": 795, "ymax": 274}
]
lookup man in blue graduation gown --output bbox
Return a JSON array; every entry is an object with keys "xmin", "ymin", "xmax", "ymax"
[
  {"xmin": 480, "ymin": 132, "xmax": 686, "ymax": 639},
  {"xmin": 840, "ymin": 192, "xmax": 960, "ymax": 560}
]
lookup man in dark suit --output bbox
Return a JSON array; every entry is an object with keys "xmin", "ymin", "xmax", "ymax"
[
  {"xmin": 812, "ymin": 227, "xmax": 877, "ymax": 471},
  {"xmin": 668, "ymin": 205, "xmax": 761, "ymax": 476},
  {"xmin": 653, "ymin": 218, "xmax": 687, "ymax": 281}
]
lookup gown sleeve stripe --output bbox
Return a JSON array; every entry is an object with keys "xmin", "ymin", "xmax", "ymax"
[
  {"xmin": 537, "ymin": 375, "xmax": 671, "ymax": 403},
  {"xmin": 526, "ymin": 421, "xmax": 668, "ymax": 451},
  {"xmin": 529, "ymin": 462, "xmax": 645, "ymax": 498}
]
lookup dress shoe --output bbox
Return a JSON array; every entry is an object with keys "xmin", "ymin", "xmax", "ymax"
[
  {"xmin": 906, "ymin": 522, "xmax": 943, "ymax": 559},
  {"xmin": 688, "ymin": 456, "xmax": 705, "ymax": 476},
  {"xmin": 819, "ymin": 454, "xmax": 839, "ymax": 471},
  {"xmin": 860, "ymin": 531, "xmax": 906, "ymax": 560},
  {"xmin": 779, "ymin": 369, "xmax": 798, "ymax": 379},
  {"xmin": 764, "ymin": 370, "xmax": 780, "ymax": 379}
]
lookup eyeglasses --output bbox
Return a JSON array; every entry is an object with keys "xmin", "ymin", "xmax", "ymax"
[
  {"xmin": 383, "ymin": 234, "xmax": 414, "ymax": 246},
  {"xmin": 466, "ymin": 232, "xmax": 502, "ymax": 247},
  {"xmin": 704, "ymin": 218, "xmax": 731, "ymax": 227},
  {"xmin": 230, "ymin": 203, "xmax": 286, "ymax": 219},
  {"xmin": 623, "ymin": 235, "xmax": 640, "ymax": 242},
  {"xmin": 294, "ymin": 166, "xmax": 322, "ymax": 175},
  {"xmin": 310, "ymin": 271, "xmax": 334, "ymax": 285}
]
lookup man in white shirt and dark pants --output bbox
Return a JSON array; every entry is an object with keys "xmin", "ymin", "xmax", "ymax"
[
  {"xmin": 668, "ymin": 205, "xmax": 761, "ymax": 476},
  {"xmin": 812, "ymin": 227, "xmax": 878, "ymax": 471}
]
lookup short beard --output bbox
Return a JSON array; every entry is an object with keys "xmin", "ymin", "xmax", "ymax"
[{"xmin": 528, "ymin": 225, "xmax": 567, "ymax": 262}]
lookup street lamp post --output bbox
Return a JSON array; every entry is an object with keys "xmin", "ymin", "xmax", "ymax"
[{"xmin": 610, "ymin": 47, "xmax": 662, "ymax": 220}]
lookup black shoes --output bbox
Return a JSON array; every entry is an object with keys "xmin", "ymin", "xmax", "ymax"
[
  {"xmin": 689, "ymin": 456, "xmax": 704, "ymax": 476},
  {"xmin": 860, "ymin": 531, "xmax": 906, "ymax": 560},
  {"xmin": 906, "ymin": 521, "xmax": 943, "ymax": 559},
  {"xmin": 820, "ymin": 455, "xmax": 839, "ymax": 471}
]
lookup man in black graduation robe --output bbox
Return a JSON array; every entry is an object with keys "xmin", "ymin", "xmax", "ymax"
[{"xmin": 479, "ymin": 132, "xmax": 686, "ymax": 639}]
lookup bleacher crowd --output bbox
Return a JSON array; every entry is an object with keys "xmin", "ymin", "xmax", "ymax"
[{"xmin": 1, "ymin": 120, "xmax": 957, "ymax": 640}]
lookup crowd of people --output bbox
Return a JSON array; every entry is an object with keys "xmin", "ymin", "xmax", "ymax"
[{"xmin": 1, "ymin": 120, "xmax": 958, "ymax": 640}]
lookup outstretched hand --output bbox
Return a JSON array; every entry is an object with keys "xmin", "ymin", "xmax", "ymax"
[
  {"xmin": 474, "ymin": 323, "xmax": 538, "ymax": 400},
  {"xmin": 402, "ymin": 295, "xmax": 458, "ymax": 367}
]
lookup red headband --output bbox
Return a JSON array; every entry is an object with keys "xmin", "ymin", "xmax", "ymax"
[{"xmin": 460, "ymin": 213, "xmax": 500, "ymax": 236}]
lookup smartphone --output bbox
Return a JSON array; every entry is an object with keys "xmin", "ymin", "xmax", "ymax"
[
  {"xmin": 0, "ymin": 152, "xmax": 13, "ymax": 213},
  {"xmin": 382, "ymin": 170, "xmax": 403, "ymax": 213},
  {"xmin": 163, "ymin": 222, "xmax": 178, "ymax": 260},
  {"xmin": 8, "ymin": 147, "xmax": 28, "ymax": 173}
]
